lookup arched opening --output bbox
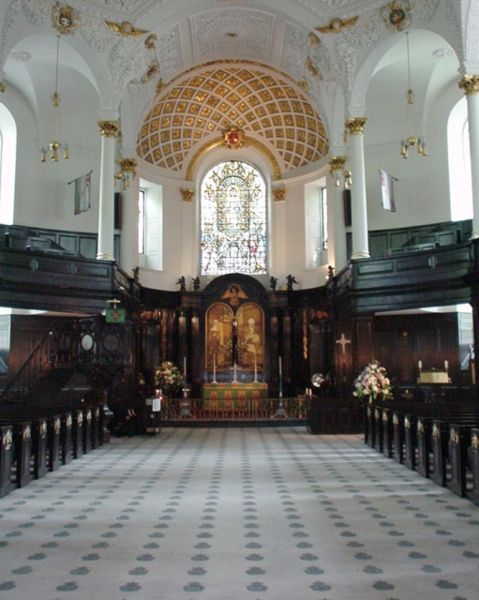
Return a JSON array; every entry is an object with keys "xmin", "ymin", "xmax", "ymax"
[{"xmin": 200, "ymin": 160, "xmax": 267, "ymax": 275}]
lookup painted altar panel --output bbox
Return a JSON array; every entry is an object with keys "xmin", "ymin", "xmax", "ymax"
[
  {"xmin": 205, "ymin": 301, "xmax": 264, "ymax": 373},
  {"xmin": 205, "ymin": 303, "xmax": 234, "ymax": 371},
  {"xmin": 237, "ymin": 303, "xmax": 264, "ymax": 371}
]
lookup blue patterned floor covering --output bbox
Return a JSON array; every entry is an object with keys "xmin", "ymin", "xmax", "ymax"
[{"xmin": 0, "ymin": 427, "xmax": 478, "ymax": 600}]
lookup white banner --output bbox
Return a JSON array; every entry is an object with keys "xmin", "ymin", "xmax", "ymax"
[
  {"xmin": 379, "ymin": 169, "xmax": 397, "ymax": 212},
  {"xmin": 72, "ymin": 170, "xmax": 92, "ymax": 215}
]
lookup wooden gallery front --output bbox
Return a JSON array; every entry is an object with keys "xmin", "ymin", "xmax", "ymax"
[{"xmin": 1, "ymin": 233, "xmax": 478, "ymax": 434}]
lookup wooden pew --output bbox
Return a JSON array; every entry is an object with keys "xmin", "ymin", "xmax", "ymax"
[
  {"xmin": 0, "ymin": 424, "xmax": 15, "ymax": 497},
  {"xmin": 467, "ymin": 428, "xmax": 479, "ymax": 505},
  {"xmin": 31, "ymin": 417, "xmax": 48, "ymax": 479},
  {"xmin": 60, "ymin": 412, "xmax": 73, "ymax": 464},
  {"xmin": 71, "ymin": 409, "xmax": 84, "ymax": 459},
  {"xmin": 48, "ymin": 415, "xmax": 62, "ymax": 471}
]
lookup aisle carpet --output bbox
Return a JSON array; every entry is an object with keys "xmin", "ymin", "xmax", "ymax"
[{"xmin": 1, "ymin": 427, "xmax": 478, "ymax": 600}]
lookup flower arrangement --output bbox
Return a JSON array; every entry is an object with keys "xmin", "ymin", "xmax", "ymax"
[
  {"xmin": 353, "ymin": 361, "xmax": 392, "ymax": 402},
  {"xmin": 154, "ymin": 361, "xmax": 183, "ymax": 394}
]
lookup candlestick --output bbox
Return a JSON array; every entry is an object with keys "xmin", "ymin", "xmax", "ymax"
[
  {"xmin": 183, "ymin": 356, "xmax": 187, "ymax": 383},
  {"xmin": 418, "ymin": 360, "xmax": 422, "ymax": 370},
  {"xmin": 444, "ymin": 360, "xmax": 448, "ymax": 371},
  {"xmin": 279, "ymin": 356, "xmax": 282, "ymax": 376},
  {"xmin": 212, "ymin": 353, "xmax": 217, "ymax": 384},
  {"xmin": 254, "ymin": 354, "xmax": 258, "ymax": 383}
]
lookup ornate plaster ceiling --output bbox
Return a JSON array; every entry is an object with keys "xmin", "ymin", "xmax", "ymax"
[{"xmin": 138, "ymin": 62, "xmax": 328, "ymax": 176}]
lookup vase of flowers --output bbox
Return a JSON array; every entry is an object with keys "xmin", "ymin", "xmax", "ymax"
[
  {"xmin": 353, "ymin": 361, "xmax": 392, "ymax": 403},
  {"xmin": 154, "ymin": 361, "xmax": 183, "ymax": 397}
]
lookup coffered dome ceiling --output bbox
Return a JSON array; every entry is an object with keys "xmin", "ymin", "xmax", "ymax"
[{"xmin": 137, "ymin": 62, "xmax": 329, "ymax": 177}]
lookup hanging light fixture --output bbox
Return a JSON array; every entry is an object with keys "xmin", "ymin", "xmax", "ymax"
[
  {"xmin": 400, "ymin": 32, "xmax": 427, "ymax": 159},
  {"xmin": 41, "ymin": 35, "xmax": 69, "ymax": 162}
]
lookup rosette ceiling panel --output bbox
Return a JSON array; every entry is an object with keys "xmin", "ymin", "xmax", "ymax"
[{"xmin": 138, "ymin": 62, "xmax": 329, "ymax": 177}]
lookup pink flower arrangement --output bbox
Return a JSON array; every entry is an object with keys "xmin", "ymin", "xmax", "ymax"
[{"xmin": 353, "ymin": 361, "xmax": 392, "ymax": 402}]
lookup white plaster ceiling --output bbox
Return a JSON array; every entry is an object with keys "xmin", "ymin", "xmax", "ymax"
[{"xmin": 0, "ymin": 0, "xmax": 465, "ymax": 171}]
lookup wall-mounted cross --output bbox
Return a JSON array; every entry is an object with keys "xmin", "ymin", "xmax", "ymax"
[{"xmin": 335, "ymin": 333, "xmax": 351, "ymax": 356}]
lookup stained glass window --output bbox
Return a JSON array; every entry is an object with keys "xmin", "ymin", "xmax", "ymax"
[{"xmin": 200, "ymin": 160, "xmax": 267, "ymax": 275}]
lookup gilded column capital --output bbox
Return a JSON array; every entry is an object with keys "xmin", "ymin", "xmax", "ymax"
[
  {"xmin": 328, "ymin": 155, "xmax": 347, "ymax": 173},
  {"xmin": 97, "ymin": 120, "xmax": 121, "ymax": 137},
  {"xmin": 458, "ymin": 74, "xmax": 479, "ymax": 96},
  {"xmin": 345, "ymin": 117, "xmax": 367, "ymax": 135},
  {"xmin": 118, "ymin": 158, "xmax": 137, "ymax": 175}
]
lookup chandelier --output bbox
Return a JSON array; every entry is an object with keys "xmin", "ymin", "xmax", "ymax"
[
  {"xmin": 41, "ymin": 35, "xmax": 69, "ymax": 162},
  {"xmin": 400, "ymin": 32, "xmax": 427, "ymax": 159}
]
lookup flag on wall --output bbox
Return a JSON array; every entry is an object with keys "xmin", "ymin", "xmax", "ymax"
[
  {"xmin": 70, "ymin": 170, "xmax": 92, "ymax": 215},
  {"xmin": 379, "ymin": 169, "xmax": 397, "ymax": 212}
]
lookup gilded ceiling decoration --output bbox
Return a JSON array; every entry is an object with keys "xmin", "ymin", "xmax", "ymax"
[{"xmin": 138, "ymin": 62, "xmax": 329, "ymax": 175}]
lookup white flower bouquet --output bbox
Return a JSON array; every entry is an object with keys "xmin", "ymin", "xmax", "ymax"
[
  {"xmin": 353, "ymin": 361, "xmax": 392, "ymax": 402},
  {"xmin": 154, "ymin": 361, "xmax": 183, "ymax": 394}
]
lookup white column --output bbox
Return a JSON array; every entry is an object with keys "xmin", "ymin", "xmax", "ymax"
[
  {"xmin": 346, "ymin": 117, "xmax": 369, "ymax": 259},
  {"xmin": 119, "ymin": 158, "xmax": 139, "ymax": 273},
  {"xmin": 459, "ymin": 75, "xmax": 479, "ymax": 238},
  {"xmin": 97, "ymin": 120, "xmax": 120, "ymax": 260},
  {"xmin": 328, "ymin": 156, "xmax": 348, "ymax": 271}
]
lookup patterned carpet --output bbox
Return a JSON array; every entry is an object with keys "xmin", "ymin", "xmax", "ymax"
[{"xmin": 0, "ymin": 427, "xmax": 478, "ymax": 600}]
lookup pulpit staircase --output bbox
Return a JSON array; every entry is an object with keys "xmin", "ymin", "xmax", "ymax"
[{"xmin": 1, "ymin": 328, "xmax": 78, "ymax": 408}]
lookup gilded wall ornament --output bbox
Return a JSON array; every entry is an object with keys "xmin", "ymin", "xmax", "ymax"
[
  {"xmin": 223, "ymin": 126, "xmax": 246, "ymax": 149},
  {"xmin": 0, "ymin": 81, "xmax": 5, "ymax": 93},
  {"xmin": 180, "ymin": 188, "xmax": 194, "ymax": 202},
  {"xmin": 382, "ymin": 1, "xmax": 411, "ymax": 32},
  {"xmin": 145, "ymin": 33, "xmax": 158, "ymax": 50},
  {"xmin": 52, "ymin": 3, "xmax": 80, "ymax": 35},
  {"xmin": 105, "ymin": 20, "xmax": 148, "ymax": 37},
  {"xmin": 306, "ymin": 57, "xmax": 321, "ymax": 78},
  {"xmin": 308, "ymin": 32, "xmax": 320, "ymax": 48},
  {"xmin": 141, "ymin": 61, "xmax": 160, "ymax": 83},
  {"xmin": 459, "ymin": 74, "xmax": 479, "ymax": 96},
  {"xmin": 297, "ymin": 78, "xmax": 310, "ymax": 92},
  {"xmin": 272, "ymin": 186, "xmax": 286, "ymax": 201},
  {"xmin": 315, "ymin": 16, "xmax": 358, "ymax": 34}
]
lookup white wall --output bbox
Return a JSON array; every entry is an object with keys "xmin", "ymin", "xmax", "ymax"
[{"xmin": 2, "ymin": 73, "xmax": 101, "ymax": 234}]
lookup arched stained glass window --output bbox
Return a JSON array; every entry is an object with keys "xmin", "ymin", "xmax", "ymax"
[{"xmin": 200, "ymin": 160, "xmax": 267, "ymax": 275}]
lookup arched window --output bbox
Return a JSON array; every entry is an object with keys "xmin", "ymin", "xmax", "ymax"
[
  {"xmin": 0, "ymin": 103, "xmax": 17, "ymax": 225},
  {"xmin": 448, "ymin": 97, "xmax": 472, "ymax": 222},
  {"xmin": 200, "ymin": 160, "xmax": 267, "ymax": 275}
]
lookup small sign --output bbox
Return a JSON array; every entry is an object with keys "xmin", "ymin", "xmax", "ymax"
[{"xmin": 105, "ymin": 307, "xmax": 126, "ymax": 323}]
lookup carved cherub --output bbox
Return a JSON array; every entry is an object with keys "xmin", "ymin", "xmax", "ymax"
[
  {"xmin": 105, "ymin": 20, "xmax": 148, "ymax": 37},
  {"xmin": 315, "ymin": 16, "xmax": 359, "ymax": 34}
]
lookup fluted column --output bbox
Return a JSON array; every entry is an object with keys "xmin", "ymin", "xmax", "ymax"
[
  {"xmin": 345, "ymin": 117, "xmax": 369, "ymax": 259},
  {"xmin": 459, "ymin": 75, "xmax": 479, "ymax": 238},
  {"xmin": 118, "ymin": 158, "xmax": 139, "ymax": 273},
  {"xmin": 97, "ymin": 120, "xmax": 120, "ymax": 260},
  {"xmin": 328, "ymin": 156, "xmax": 348, "ymax": 271}
]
